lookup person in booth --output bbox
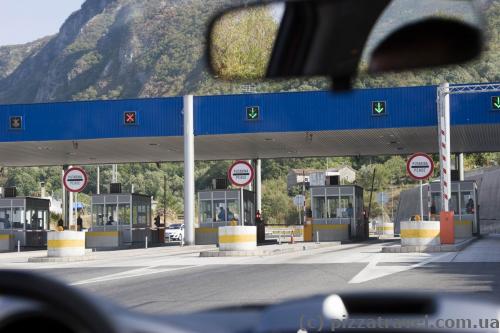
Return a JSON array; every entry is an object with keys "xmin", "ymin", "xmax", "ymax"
[
  {"xmin": 466, "ymin": 198, "xmax": 475, "ymax": 214},
  {"xmin": 217, "ymin": 207, "xmax": 226, "ymax": 221}
]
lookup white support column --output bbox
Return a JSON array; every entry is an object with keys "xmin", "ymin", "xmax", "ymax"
[
  {"xmin": 438, "ymin": 83, "xmax": 451, "ymax": 212},
  {"xmin": 247, "ymin": 160, "xmax": 253, "ymax": 192},
  {"xmin": 68, "ymin": 165, "xmax": 74, "ymax": 227},
  {"xmin": 255, "ymin": 159, "xmax": 262, "ymax": 212},
  {"xmin": 112, "ymin": 164, "xmax": 117, "ymax": 183},
  {"xmin": 183, "ymin": 95, "xmax": 195, "ymax": 245},
  {"xmin": 97, "ymin": 166, "xmax": 100, "ymax": 195},
  {"xmin": 458, "ymin": 153, "xmax": 464, "ymax": 181},
  {"xmin": 62, "ymin": 167, "xmax": 67, "ymax": 225}
]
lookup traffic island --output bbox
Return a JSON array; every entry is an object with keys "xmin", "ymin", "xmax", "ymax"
[
  {"xmin": 199, "ymin": 241, "xmax": 341, "ymax": 257},
  {"xmin": 28, "ymin": 231, "xmax": 95, "ymax": 262},
  {"xmin": 381, "ymin": 237, "xmax": 477, "ymax": 253}
]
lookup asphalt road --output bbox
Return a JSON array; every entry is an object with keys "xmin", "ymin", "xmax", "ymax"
[{"xmin": 4, "ymin": 235, "xmax": 500, "ymax": 315}]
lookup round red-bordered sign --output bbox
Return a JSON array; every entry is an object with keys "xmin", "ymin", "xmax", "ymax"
[
  {"xmin": 228, "ymin": 160, "xmax": 255, "ymax": 187},
  {"xmin": 406, "ymin": 153, "xmax": 434, "ymax": 180},
  {"xmin": 63, "ymin": 167, "xmax": 88, "ymax": 193}
]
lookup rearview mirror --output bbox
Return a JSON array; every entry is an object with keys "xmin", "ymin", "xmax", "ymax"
[{"xmin": 207, "ymin": 0, "xmax": 484, "ymax": 91}]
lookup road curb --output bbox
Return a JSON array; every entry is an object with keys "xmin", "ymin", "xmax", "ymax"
[
  {"xmin": 28, "ymin": 255, "xmax": 97, "ymax": 263},
  {"xmin": 199, "ymin": 242, "xmax": 341, "ymax": 257},
  {"xmin": 381, "ymin": 237, "xmax": 477, "ymax": 253}
]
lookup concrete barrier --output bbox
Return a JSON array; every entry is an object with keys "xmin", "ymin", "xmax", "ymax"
[
  {"xmin": 312, "ymin": 224, "xmax": 349, "ymax": 242},
  {"xmin": 195, "ymin": 227, "xmax": 218, "ymax": 245},
  {"xmin": 48, "ymin": 231, "xmax": 85, "ymax": 257},
  {"xmin": 376, "ymin": 222, "xmax": 394, "ymax": 236},
  {"xmin": 400, "ymin": 221, "xmax": 440, "ymax": 246},
  {"xmin": 0, "ymin": 234, "xmax": 14, "ymax": 251},
  {"xmin": 218, "ymin": 226, "xmax": 256, "ymax": 251},
  {"xmin": 454, "ymin": 220, "xmax": 473, "ymax": 239},
  {"xmin": 86, "ymin": 231, "xmax": 121, "ymax": 248}
]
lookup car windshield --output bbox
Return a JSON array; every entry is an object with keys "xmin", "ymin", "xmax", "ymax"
[{"xmin": 0, "ymin": 0, "xmax": 499, "ymax": 324}]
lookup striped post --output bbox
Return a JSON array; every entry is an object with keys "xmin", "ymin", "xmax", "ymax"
[{"xmin": 438, "ymin": 83, "xmax": 451, "ymax": 212}]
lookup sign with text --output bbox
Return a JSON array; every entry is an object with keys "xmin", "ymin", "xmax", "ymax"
[
  {"xmin": 228, "ymin": 160, "xmax": 255, "ymax": 187},
  {"xmin": 406, "ymin": 153, "xmax": 434, "ymax": 180},
  {"xmin": 63, "ymin": 167, "xmax": 88, "ymax": 193}
]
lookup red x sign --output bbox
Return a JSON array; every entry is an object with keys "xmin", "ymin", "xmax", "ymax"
[{"xmin": 124, "ymin": 111, "xmax": 137, "ymax": 125}]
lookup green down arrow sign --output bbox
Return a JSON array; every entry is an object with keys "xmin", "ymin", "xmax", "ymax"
[
  {"xmin": 492, "ymin": 96, "xmax": 500, "ymax": 110},
  {"xmin": 372, "ymin": 101, "xmax": 387, "ymax": 116},
  {"xmin": 246, "ymin": 106, "xmax": 260, "ymax": 120}
]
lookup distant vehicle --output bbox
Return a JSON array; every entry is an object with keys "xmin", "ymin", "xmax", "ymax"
[{"xmin": 165, "ymin": 223, "xmax": 184, "ymax": 242}]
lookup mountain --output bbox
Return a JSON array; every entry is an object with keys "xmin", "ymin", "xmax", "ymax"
[
  {"xmin": 0, "ymin": 0, "xmax": 498, "ymax": 104},
  {"xmin": 0, "ymin": 0, "xmax": 240, "ymax": 103}
]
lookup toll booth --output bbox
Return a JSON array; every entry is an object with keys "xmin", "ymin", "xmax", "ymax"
[
  {"xmin": 88, "ymin": 193, "xmax": 152, "ymax": 248},
  {"xmin": 429, "ymin": 181, "xmax": 478, "ymax": 237},
  {"xmin": 196, "ymin": 189, "xmax": 256, "ymax": 244},
  {"xmin": 310, "ymin": 185, "xmax": 365, "ymax": 241},
  {"xmin": 0, "ymin": 197, "xmax": 50, "ymax": 249}
]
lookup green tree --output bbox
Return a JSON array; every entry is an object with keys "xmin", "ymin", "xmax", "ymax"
[
  {"xmin": 261, "ymin": 178, "xmax": 296, "ymax": 224},
  {"xmin": 211, "ymin": 5, "xmax": 279, "ymax": 80}
]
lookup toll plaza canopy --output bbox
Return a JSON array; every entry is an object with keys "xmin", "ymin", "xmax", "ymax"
[{"xmin": 0, "ymin": 84, "xmax": 499, "ymax": 166}]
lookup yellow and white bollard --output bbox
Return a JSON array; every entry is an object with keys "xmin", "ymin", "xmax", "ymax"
[
  {"xmin": 218, "ymin": 226, "xmax": 257, "ymax": 251},
  {"xmin": 47, "ymin": 231, "xmax": 85, "ymax": 257},
  {"xmin": 400, "ymin": 221, "xmax": 440, "ymax": 246}
]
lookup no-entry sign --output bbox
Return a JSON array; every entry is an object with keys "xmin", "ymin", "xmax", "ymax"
[
  {"xmin": 63, "ymin": 167, "xmax": 88, "ymax": 192},
  {"xmin": 406, "ymin": 153, "xmax": 434, "ymax": 180},
  {"xmin": 228, "ymin": 161, "xmax": 254, "ymax": 187}
]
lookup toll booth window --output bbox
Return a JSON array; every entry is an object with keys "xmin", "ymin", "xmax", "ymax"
[
  {"xmin": 200, "ymin": 200, "xmax": 213, "ymax": 223},
  {"xmin": 244, "ymin": 200, "xmax": 254, "ymax": 225},
  {"xmin": 105, "ymin": 204, "xmax": 118, "ymax": 225},
  {"xmin": 32, "ymin": 210, "xmax": 44, "ymax": 230},
  {"xmin": 340, "ymin": 196, "xmax": 354, "ymax": 218},
  {"xmin": 214, "ymin": 200, "xmax": 225, "ymax": 222},
  {"xmin": 136, "ymin": 204, "xmax": 147, "ymax": 225},
  {"xmin": 461, "ymin": 191, "xmax": 474, "ymax": 214},
  {"xmin": 313, "ymin": 196, "xmax": 326, "ymax": 219},
  {"xmin": 119, "ymin": 204, "xmax": 131, "ymax": 225},
  {"xmin": 93, "ymin": 205, "xmax": 105, "ymax": 226},
  {"xmin": 326, "ymin": 196, "xmax": 340, "ymax": 218},
  {"xmin": 450, "ymin": 192, "xmax": 459, "ymax": 215},
  {"xmin": 430, "ymin": 193, "xmax": 441, "ymax": 215},
  {"xmin": 13, "ymin": 208, "xmax": 24, "ymax": 229},
  {"xmin": 226, "ymin": 199, "xmax": 238, "ymax": 222},
  {"xmin": 0, "ymin": 208, "xmax": 11, "ymax": 229}
]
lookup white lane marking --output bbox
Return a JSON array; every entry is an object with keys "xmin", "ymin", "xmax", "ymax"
[
  {"xmin": 70, "ymin": 265, "xmax": 197, "ymax": 286},
  {"xmin": 348, "ymin": 253, "xmax": 452, "ymax": 284}
]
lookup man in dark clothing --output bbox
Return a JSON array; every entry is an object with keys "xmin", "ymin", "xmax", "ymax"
[
  {"xmin": 154, "ymin": 214, "xmax": 161, "ymax": 228},
  {"xmin": 77, "ymin": 215, "xmax": 83, "ymax": 231}
]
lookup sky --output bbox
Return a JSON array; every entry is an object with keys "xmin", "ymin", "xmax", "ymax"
[{"xmin": 0, "ymin": 0, "xmax": 85, "ymax": 46}]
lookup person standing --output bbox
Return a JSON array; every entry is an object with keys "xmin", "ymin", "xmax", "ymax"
[{"xmin": 77, "ymin": 215, "xmax": 83, "ymax": 231}]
